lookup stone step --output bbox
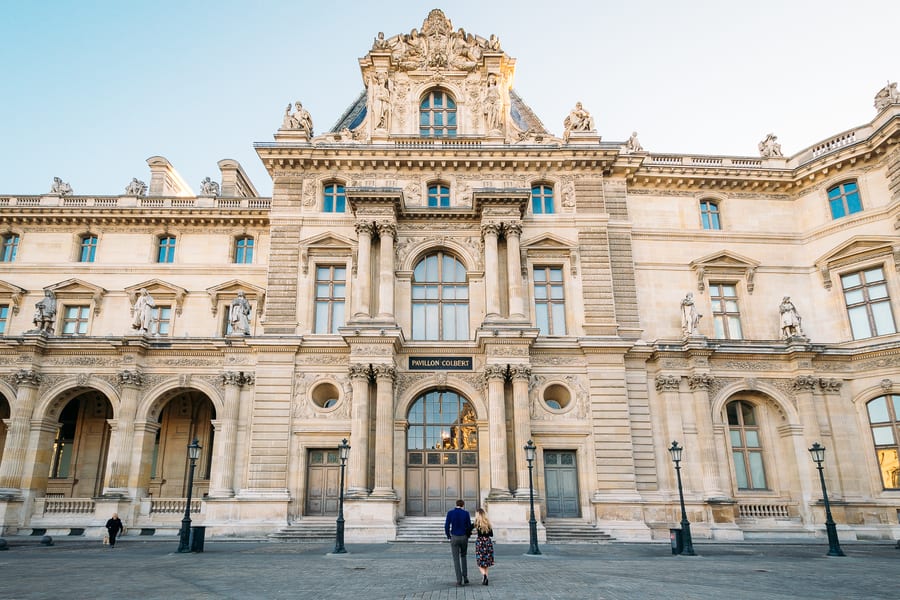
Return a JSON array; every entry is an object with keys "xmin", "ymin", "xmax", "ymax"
[
  {"xmin": 268, "ymin": 518, "xmax": 337, "ymax": 542},
  {"xmin": 544, "ymin": 519, "xmax": 614, "ymax": 544},
  {"xmin": 393, "ymin": 517, "xmax": 446, "ymax": 543}
]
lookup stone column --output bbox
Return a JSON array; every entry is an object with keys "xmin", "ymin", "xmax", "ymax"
[
  {"xmin": 208, "ymin": 371, "xmax": 248, "ymax": 497},
  {"xmin": 482, "ymin": 223, "xmax": 502, "ymax": 319},
  {"xmin": 504, "ymin": 223, "xmax": 526, "ymax": 319},
  {"xmin": 102, "ymin": 370, "xmax": 144, "ymax": 494},
  {"xmin": 375, "ymin": 221, "xmax": 396, "ymax": 319},
  {"xmin": 353, "ymin": 221, "xmax": 374, "ymax": 319},
  {"xmin": 654, "ymin": 374, "xmax": 683, "ymax": 491},
  {"xmin": 688, "ymin": 374, "xmax": 726, "ymax": 499},
  {"xmin": 485, "ymin": 365, "xmax": 510, "ymax": 497},
  {"xmin": 372, "ymin": 364, "xmax": 397, "ymax": 498},
  {"xmin": 0, "ymin": 370, "xmax": 42, "ymax": 494},
  {"xmin": 347, "ymin": 363, "xmax": 371, "ymax": 495},
  {"xmin": 510, "ymin": 364, "xmax": 532, "ymax": 495},
  {"xmin": 129, "ymin": 421, "xmax": 160, "ymax": 495}
]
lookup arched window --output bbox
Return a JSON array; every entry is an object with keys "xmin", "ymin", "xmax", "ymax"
[
  {"xmin": 419, "ymin": 89, "xmax": 457, "ymax": 137},
  {"xmin": 700, "ymin": 200, "xmax": 721, "ymax": 230},
  {"xmin": 323, "ymin": 183, "xmax": 346, "ymax": 213},
  {"xmin": 726, "ymin": 400, "xmax": 767, "ymax": 490},
  {"xmin": 427, "ymin": 183, "xmax": 450, "ymax": 208},
  {"xmin": 531, "ymin": 184, "xmax": 554, "ymax": 214},
  {"xmin": 407, "ymin": 390, "xmax": 478, "ymax": 451},
  {"xmin": 412, "ymin": 251, "xmax": 468, "ymax": 340},
  {"xmin": 866, "ymin": 394, "xmax": 900, "ymax": 489},
  {"xmin": 827, "ymin": 180, "xmax": 862, "ymax": 219}
]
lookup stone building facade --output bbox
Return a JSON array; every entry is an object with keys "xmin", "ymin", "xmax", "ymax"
[{"xmin": 1, "ymin": 10, "xmax": 899, "ymax": 543}]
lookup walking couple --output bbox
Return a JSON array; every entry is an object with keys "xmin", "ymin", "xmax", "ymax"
[{"xmin": 444, "ymin": 499, "xmax": 494, "ymax": 587}]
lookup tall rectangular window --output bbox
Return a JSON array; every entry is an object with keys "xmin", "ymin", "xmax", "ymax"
[
  {"xmin": 0, "ymin": 305, "xmax": 8, "ymax": 335},
  {"xmin": 842, "ymin": 267, "xmax": 897, "ymax": 339},
  {"xmin": 62, "ymin": 305, "xmax": 90, "ymax": 335},
  {"xmin": 234, "ymin": 236, "xmax": 254, "ymax": 264},
  {"xmin": 150, "ymin": 305, "xmax": 172, "ymax": 336},
  {"xmin": 531, "ymin": 185, "xmax": 554, "ymax": 214},
  {"xmin": 710, "ymin": 283, "xmax": 742, "ymax": 339},
  {"xmin": 1, "ymin": 234, "xmax": 19, "ymax": 262},
  {"xmin": 157, "ymin": 236, "xmax": 176, "ymax": 263},
  {"xmin": 727, "ymin": 401, "xmax": 767, "ymax": 490},
  {"xmin": 534, "ymin": 266, "xmax": 566, "ymax": 336},
  {"xmin": 828, "ymin": 181, "xmax": 862, "ymax": 219},
  {"xmin": 79, "ymin": 235, "xmax": 98, "ymax": 262},
  {"xmin": 314, "ymin": 266, "xmax": 346, "ymax": 334},
  {"xmin": 700, "ymin": 200, "xmax": 721, "ymax": 230},
  {"xmin": 323, "ymin": 184, "xmax": 346, "ymax": 213}
]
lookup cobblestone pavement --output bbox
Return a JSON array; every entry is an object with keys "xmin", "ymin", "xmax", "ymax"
[{"xmin": 0, "ymin": 538, "xmax": 897, "ymax": 600}]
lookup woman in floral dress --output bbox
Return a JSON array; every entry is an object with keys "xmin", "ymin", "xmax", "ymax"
[{"xmin": 474, "ymin": 508, "xmax": 494, "ymax": 585}]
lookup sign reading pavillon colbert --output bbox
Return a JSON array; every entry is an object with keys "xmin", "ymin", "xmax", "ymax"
[{"xmin": 408, "ymin": 356, "xmax": 474, "ymax": 371}]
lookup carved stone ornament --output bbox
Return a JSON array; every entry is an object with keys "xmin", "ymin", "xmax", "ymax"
[
  {"xmin": 372, "ymin": 364, "xmax": 397, "ymax": 381},
  {"xmin": 200, "ymin": 177, "xmax": 220, "ymax": 197},
  {"xmin": 117, "ymin": 369, "xmax": 144, "ymax": 387},
  {"xmin": 655, "ymin": 374, "xmax": 681, "ymax": 391},
  {"xmin": 688, "ymin": 373, "xmax": 715, "ymax": 390},
  {"xmin": 873, "ymin": 81, "xmax": 900, "ymax": 112},
  {"xmin": 509, "ymin": 364, "xmax": 532, "ymax": 381},
  {"xmin": 14, "ymin": 369, "xmax": 42, "ymax": 387},
  {"xmin": 220, "ymin": 371, "xmax": 253, "ymax": 387},
  {"xmin": 124, "ymin": 178, "xmax": 148, "ymax": 196},
  {"xmin": 818, "ymin": 378, "xmax": 843, "ymax": 393},
  {"xmin": 792, "ymin": 375, "xmax": 818, "ymax": 391},
  {"xmin": 50, "ymin": 177, "xmax": 73, "ymax": 196},
  {"xmin": 880, "ymin": 378, "xmax": 894, "ymax": 391},
  {"xmin": 758, "ymin": 133, "xmax": 783, "ymax": 158},
  {"xmin": 483, "ymin": 364, "xmax": 508, "ymax": 383},
  {"xmin": 348, "ymin": 363, "xmax": 371, "ymax": 380}
]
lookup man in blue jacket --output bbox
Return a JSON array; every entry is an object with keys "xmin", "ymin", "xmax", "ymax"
[{"xmin": 444, "ymin": 499, "xmax": 472, "ymax": 586}]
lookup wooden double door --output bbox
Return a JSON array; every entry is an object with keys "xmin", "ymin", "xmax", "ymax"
[
  {"xmin": 305, "ymin": 448, "xmax": 343, "ymax": 516},
  {"xmin": 544, "ymin": 450, "xmax": 580, "ymax": 518}
]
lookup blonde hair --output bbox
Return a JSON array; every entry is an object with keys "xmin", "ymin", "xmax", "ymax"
[{"xmin": 474, "ymin": 508, "xmax": 492, "ymax": 534}]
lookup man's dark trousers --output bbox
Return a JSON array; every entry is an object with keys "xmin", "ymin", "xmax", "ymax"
[{"xmin": 450, "ymin": 534, "xmax": 469, "ymax": 584}]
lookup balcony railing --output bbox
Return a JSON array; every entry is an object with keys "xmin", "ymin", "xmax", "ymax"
[
  {"xmin": 0, "ymin": 196, "xmax": 271, "ymax": 210},
  {"xmin": 738, "ymin": 503, "xmax": 792, "ymax": 519},
  {"xmin": 43, "ymin": 497, "xmax": 96, "ymax": 515},
  {"xmin": 149, "ymin": 497, "xmax": 202, "ymax": 515}
]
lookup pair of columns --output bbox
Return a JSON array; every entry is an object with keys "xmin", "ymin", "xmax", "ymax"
[
  {"xmin": 484, "ymin": 364, "xmax": 533, "ymax": 497},
  {"xmin": 353, "ymin": 220, "xmax": 396, "ymax": 319},
  {"xmin": 347, "ymin": 363, "xmax": 396, "ymax": 497},
  {"xmin": 482, "ymin": 221, "xmax": 525, "ymax": 319}
]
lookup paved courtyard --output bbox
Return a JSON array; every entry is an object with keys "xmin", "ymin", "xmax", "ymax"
[{"xmin": 0, "ymin": 537, "xmax": 897, "ymax": 600}]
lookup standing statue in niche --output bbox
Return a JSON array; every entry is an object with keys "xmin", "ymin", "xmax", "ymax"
[
  {"xmin": 50, "ymin": 177, "xmax": 73, "ymax": 196},
  {"xmin": 31, "ymin": 290, "xmax": 57, "ymax": 334},
  {"xmin": 200, "ymin": 177, "xmax": 220, "ymax": 197},
  {"xmin": 779, "ymin": 296, "xmax": 804, "ymax": 339},
  {"xmin": 371, "ymin": 72, "xmax": 392, "ymax": 130},
  {"xmin": 758, "ymin": 133, "xmax": 783, "ymax": 158},
  {"xmin": 483, "ymin": 74, "xmax": 502, "ymax": 132},
  {"xmin": 229, "ymin": 291, "xmax": 251, "ymax": 335},
  {"xmin": 563, "ymin": 102, "xmax": 595, "ymax": 141},
  {"xmin": 681, "ymin": 292, "xmax": 702, "ymax": 337},
  {"xmin": 281, "ymin": 101, "xmax": 313, "ymax": 136},
  {"xmin": 131, "ymin": 288, "xmax": 156, "ymax": 334}
]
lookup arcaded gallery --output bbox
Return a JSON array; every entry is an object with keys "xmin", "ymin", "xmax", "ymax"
[{"xmin": 1, "ymin": 10, "xmax": 899, "ymax": 544}]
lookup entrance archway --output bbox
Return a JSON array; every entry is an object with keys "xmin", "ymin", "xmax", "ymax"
[
  {"xmin": 405, "ymin": 389, "xmax": 478, "ymax": 516},
  {"xmin": 46, "ymin": 391, "xmax": 113, "ymax": 498},
  {"xmin": 147, "ymin": 391, "xmax": 215, "ymax": 499}
]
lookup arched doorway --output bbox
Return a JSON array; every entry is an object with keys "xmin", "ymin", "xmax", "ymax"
[
  {"xmin": 0, "ymin": 394, "xmax": 10, "ymax": 468},
  {"xmin": 147, "ymin": 391, "xmax": 215, "ymax": 499},
  {"xmin": 406, "ymin": 389, "xmax": 478, "ymax": 516},
  {"xmin": 46, "ymin": 391, "xmax": 113, "ymax": 498}
]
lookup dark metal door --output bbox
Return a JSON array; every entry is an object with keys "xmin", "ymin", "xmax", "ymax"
[
  {"xmin": 305, "ymin": 448, "xmax": 342, "ymax": 516},
  {"xmin": 544, "ymin": 450, "xmax": 580, "ymax": 518}
]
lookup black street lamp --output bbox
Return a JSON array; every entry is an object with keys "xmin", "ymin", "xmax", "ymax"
[
  {"xmin": 524, "ymin": 440, "xmax": 541, "ymax": 555},
  {"xmin": 668, "ymin": 441, "xmax": 696, "ymax": 556},
  {"xmin": 177, "ymin": 438, "xmax": 202, "ymax": 553},
  {"xmin": 808, "ymin": 442, "xmax": 845, "ymax": 557},
  {"xmin": 333, "ymin": 438, "xmax": 350, "ymax": 554}
]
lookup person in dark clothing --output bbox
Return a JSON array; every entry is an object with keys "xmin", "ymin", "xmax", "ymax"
[
  {"xmin": 105, "ymin": 513, "xmax": 124, "ymax": 548},
  {"xmin": 444, "ymin": 499, "xmax": 472, "ymax": 586}
]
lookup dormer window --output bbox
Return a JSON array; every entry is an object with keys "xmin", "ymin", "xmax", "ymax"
[
  {"xmin": 420, "ymin": 89, "xmax": 457, "ymax": 137},
  {"xmin": 427, "ymin": 183, "xmax": 451, "ymax": 208}
]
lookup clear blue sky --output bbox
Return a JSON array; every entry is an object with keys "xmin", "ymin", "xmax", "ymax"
[{"xmin": 2, "ymin": 1, "xmax": 897, "ymax": 197}]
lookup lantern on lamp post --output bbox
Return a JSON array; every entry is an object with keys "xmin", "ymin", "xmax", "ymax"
[
  {"xmin": 808, "ymin": 442, "xmax": 845, "ymax": 557},
  {"xmin": 668, "ymin": 441, "xmax": 696, "ymax": 556},
  {"xmin": 177, "ymin": 438, "xmax": 202, "ymax": 553},
  {"xmin": 333, "ymin": 438, "xmax": 351, "ymax": 554},
  {"xmin": 524, "ymin": 440, "xmax": 541, "ymax": 555}
]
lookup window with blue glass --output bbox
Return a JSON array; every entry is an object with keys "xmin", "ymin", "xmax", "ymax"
[
  {"xmin": 79, "ymin": 235, "xmax": 98, "ymax": 262},
  {"xmin": 323, "ymin": 183, "xmax": 346, "ymax": 213},
  {"xmin": 531, "ymin": 184, "xmax": 554, "ymax": 214},
  {"xmin": 62, "ymin": 305, "xmax": 90, "ymax": 335},
  {"xmin": 419, "ymin": 90, "xmax": 457, "ymax": 137},
  {"xmin": 1, "ymin": 234, "xmax": 19, "ymax": 262},
  {"xmin": 828, "ymin": 181, "xmax": 862, "ymax": 219},
  {"xmin": 157, "ymin": 236, "xmax": 176, "ymax": 263},
  {"xmin": 700, "ymin": 200, "xmax": 721, "ymax": 230},
  {"xmin": 0, "ymin": 305, "xmax": 8, "ymax": 335},
  {"xmin": 427, "ymin": 183, "xmax": 450, "ymax": 208},
  {"xmin": 234, "ymin": 236, "xmax": 254, "ymax": 264}
]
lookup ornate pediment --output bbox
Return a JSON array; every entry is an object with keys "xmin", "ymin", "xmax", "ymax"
[
  {"xmin": 690, "ymin": 251, "xmax": 761, "ymax": 294},
  {"xmin": 47, "ymin": 278, "xmax": 107, "ymax": 315},
  {"xmin": 206, "ymin": 280, "xmax": 266, "ymax": 316},
  {"xmin": 814, "ymin": 236, "xmax": 899, "ymax": 289},
  {"xmin": 0, "ymin": 280, "xmax": 27, "ymax": 315},
  {"xmin": 522, "ymin": 233, "xmax": 579, "ymax": 275},
  {"xmin": 300, "ymin": 232, "xmax": 355, "ymax": 274},
  {"xmin": 124, "ymin": 279, "xmax": 188, "ymax": 316}
]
